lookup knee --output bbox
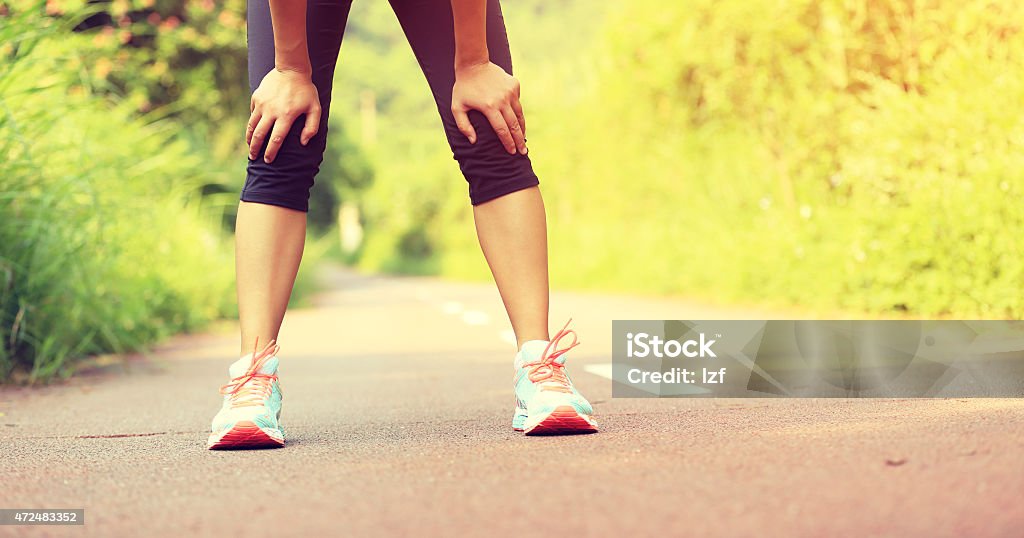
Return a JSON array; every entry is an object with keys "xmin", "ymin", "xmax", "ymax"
[
  {"xmin": 447, "ymin": 112, "xmax": 539, "ymax": 206},
  {"xmin": 241, "ymin": 121, "xmax": 325, "ymax": 212}
]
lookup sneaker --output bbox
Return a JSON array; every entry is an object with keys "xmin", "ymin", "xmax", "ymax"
[
  {"xmin": 207, "ymin": 339, "xmax": 285, "ymax": 449},
  {"xmin": 512, "ymin": 319, "xmax": 598, "ymax": 435}
]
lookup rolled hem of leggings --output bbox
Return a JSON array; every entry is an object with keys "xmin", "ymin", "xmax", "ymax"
[
  {"xmin": 469, "ymin": 175, "xmax": 540, "ymax": 206},
  {"xmin": 240, "ymin": 190, "xmax": 310, "ymax": 213}
]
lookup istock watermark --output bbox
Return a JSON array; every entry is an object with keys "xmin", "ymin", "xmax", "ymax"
[
  {"xmin": 626, "ymin": 331, "xmax": 718, "ymax": 358},
  {"xmin": 611, "ymin": 320, "xmax": 1024, "ymax": 397}
]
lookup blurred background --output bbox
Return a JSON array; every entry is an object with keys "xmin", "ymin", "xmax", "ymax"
[{"xmin": 1, "ymin": 0, "xmax": 1022, "ymax": 383}]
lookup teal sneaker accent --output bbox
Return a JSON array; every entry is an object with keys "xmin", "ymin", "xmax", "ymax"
[{"xmin": 512, "ymin": 406, "xmax": 527, "ymax": 431}]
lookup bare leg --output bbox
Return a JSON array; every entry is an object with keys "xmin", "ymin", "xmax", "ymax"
[
  {"xmin": 235, "ymin": 201, "xmax": 306, "ymax": 354},
  {"xmin": 473, "ymin": 186, "xmax": 550, "ymax": 348}
]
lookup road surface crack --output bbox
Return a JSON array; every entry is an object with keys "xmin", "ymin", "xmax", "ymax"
[
  {"xmin": 76, "ymin": 432, "xmax": 171, "ymax": 439},
  {"xmin": 7, "ymin": 430, "xmax": 204, "ymax": 440}
]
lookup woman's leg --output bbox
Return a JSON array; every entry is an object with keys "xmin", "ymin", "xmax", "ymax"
[
  {"xmin": 209, "ymin": 0, "xmax": 353, "ymax": 450},
  {"xmin": 472, "ymin": 187, "xmax": 549, "ymax": 347},
  {"xmin": 235, "ymin": 202, "xmax": 306, "ymax": 354},
  {"xmin": 238, "ymin": 0, "xmax": 352, "ymax": 353},
  {"xmin": 389, "ymin": 0, "xmax": 597, "ymax": 435},
  {"xmin": 389, "ymin": 0, "xmax": 548, "ymax": 348}
]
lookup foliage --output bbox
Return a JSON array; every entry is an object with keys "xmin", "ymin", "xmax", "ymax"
[
  {"xmin": 342, "ymin": 0, "xmax": 1024, "ymax": 318},
  {"xmin": 40, "ymin": 0, "xmax": 250, "ymax": 156},
  {"xmin": 0, "ymin": 4, "xmax": 236, "ymax": 382},
  {"xmin": 548, "ymin": 0, "xmax": 1024, "ymax": 316}
]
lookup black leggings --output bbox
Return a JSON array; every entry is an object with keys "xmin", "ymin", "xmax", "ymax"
[{"xmin": 243, "ymin": 0, "xmax": 539, "ymax": 212}]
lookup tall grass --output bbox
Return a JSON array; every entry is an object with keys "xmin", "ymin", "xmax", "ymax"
[{"xmin": 0, "ymin": 7, "xmax": 236, "ymax": 382}]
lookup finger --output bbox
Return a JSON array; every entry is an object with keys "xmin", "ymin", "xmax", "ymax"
[
  {"xmin": 501, "ymin": 106, "xmax": 526, "ymax": 155},
  {"xmin": 246, "ymin": 109, "xmax": 262, "ymax": 147},
  {"xmin": 264, "ymin": 114, "xmax": 295, "ymax": 164},
  {"xmin": 452, "ymin": 105, "xmax": 477, "ymax": 144},
  {"xmin": 511, "ymin": 96, "xmax": 526, "ymax": 138},
  {"xmin": 249, "ymin": 115, "xmax": 274, "ymax": 161},
  {"xmin": 300, "ymin": 105, "xmax": 321, "ymax": 146},
  {"xmin": 484, "ymin": 108, "xmax": 515, "ymax": 154}
]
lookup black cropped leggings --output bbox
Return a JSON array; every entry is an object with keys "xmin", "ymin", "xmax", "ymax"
[{"xmin": 242, "ymin": 0, "xmax": 539, "ymax": 212}]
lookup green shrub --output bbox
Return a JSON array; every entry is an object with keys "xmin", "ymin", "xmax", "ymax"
[
  {"xmin": 344, "ymin": 0, "xmax": 1023, "ymax": 318},
  {"xmin": 0, "ymin": 6, "xmax": 236, "ymax": 382},
  {"xmin": 538, "ymin": 0, "xmax": 1024, "ymax": 316}
]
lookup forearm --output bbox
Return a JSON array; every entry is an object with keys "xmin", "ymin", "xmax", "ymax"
[
  {"xmin": 269, "ymin": 0, "xmax": 311, "ymax": 74},
  {"xmin": 450, "ymin": 0, "xmax": 489, "ymax": 70}
]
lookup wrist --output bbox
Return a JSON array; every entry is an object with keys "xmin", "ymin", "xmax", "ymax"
[
  {"xmin": 274, "ymin": 64, "xmax": 312, "ymax": 77},
  {"xmin": 455, "ymin": 60, "xmax": 490, "ymax": 77},
  {"xmin": 454, "ymin": 53, "xmax": 489, "ymax": 74}
]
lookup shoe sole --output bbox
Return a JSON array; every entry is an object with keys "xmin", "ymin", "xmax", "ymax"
[
  {"xmin": 207, "ymin": 420, "xmax": 284, "ymax": 450},
  {"xmin": 523, "ymin": 405, "xmax": 598, "ymax": 436}
]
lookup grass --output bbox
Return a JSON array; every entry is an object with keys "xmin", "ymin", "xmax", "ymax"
[{"xmin": 0, "ymin": 7, "xmax": 237, "ymax": 382}]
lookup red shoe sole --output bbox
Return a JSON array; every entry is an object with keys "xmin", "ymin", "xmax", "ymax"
[
  {"xmin": 524, "ymin": 405, "xmax": 598, "ymax": 436},
  {"xmin": 208, "ymin": 420, "xmax": 284, "ymax": 450}
]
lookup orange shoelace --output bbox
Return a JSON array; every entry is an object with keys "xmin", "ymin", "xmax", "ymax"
[
  {"xmin": 521, "ymin": 319, "xmax": 580, "ymax": 394},
  {"xmin": 219, "ymin": 338, "xmax": 281, "ymax": 409}
]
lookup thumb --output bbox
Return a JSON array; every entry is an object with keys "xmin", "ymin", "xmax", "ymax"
[{"xmin": 452, "ymin": 105, "xmax": 477, "ymax": 144}]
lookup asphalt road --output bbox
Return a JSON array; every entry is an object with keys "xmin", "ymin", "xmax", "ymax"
[{"xmin": 2, "ymin": 268, "xmax": 1022, "ymax": 537}]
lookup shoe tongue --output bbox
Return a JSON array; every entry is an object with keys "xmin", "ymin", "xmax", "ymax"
[
  {"xmin": 257, "ymin": 356, "xmax": 279, "ymax": 375},
  {"xmin": 516, "ymin": 340, "xmax": 546, "ymax": 370},
  {"xmin": 516, "ymin": 340, "xmax": 570, "ymax": 369},
  {"xmin": 228, "ymin": 353, "xmax": 279, "ymax": 379}
]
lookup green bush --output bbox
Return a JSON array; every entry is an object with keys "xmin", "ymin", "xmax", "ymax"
[
  {"xmin": 535, "ymin": 0, "xmax": 1024, "ymax": 316},
  {"xmin": 41, "ymin": 0, "xmax": 251, "ymax": 159},
  {"xmin": 343, "ymin": 0, "xmax": 1023, "ymax": 318},
  {"xmin": 0, "ymin": 6, "xmax": 236, "ymax": 382}
]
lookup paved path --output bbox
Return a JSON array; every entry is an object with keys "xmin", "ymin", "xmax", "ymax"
[{"xmin": 1, "ymin": 269, "xmax": 1022, "ymax": 537}]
